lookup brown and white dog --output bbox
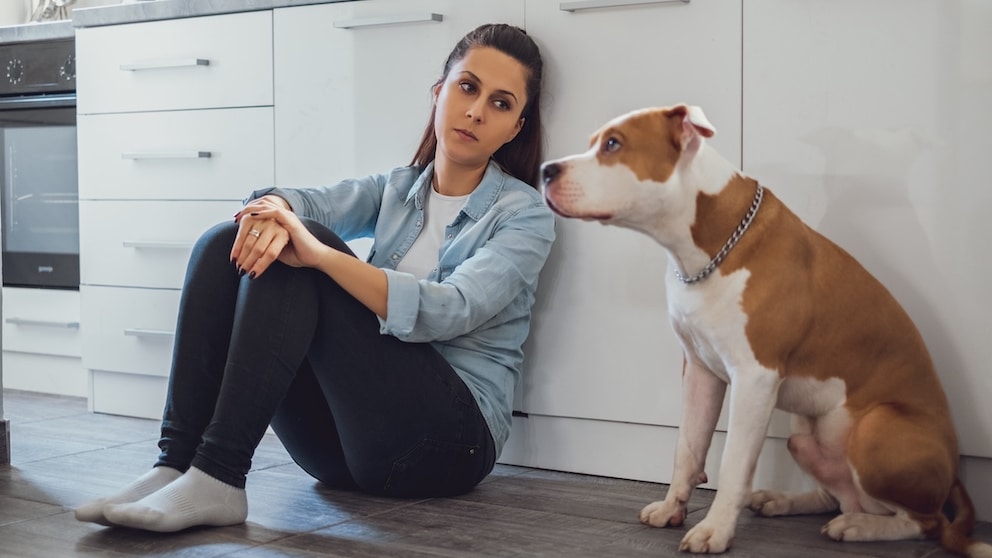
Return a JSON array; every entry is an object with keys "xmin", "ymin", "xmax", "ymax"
[{"xmin": 540, "ymin": 104, "xmax": 992, "ymax": 557}]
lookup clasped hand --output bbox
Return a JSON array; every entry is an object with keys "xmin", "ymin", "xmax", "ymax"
[{"xmin": 231, "ymin": 195, "xmax": 330, "ymax": 279}]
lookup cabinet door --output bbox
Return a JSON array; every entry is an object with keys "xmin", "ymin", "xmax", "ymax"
[
  {"xmin": 2, "ymin": 287, "xmax": 80, "ymax": 357},
  {"xmin": 743, "ymin": 1, "xmax": 992, "ymax": 458},
  {"xmin": 76, "ymin": 11, "xmax": 273, "ymax": 114},
  {"xmin": 77, "ymin": 108, "xmax": 275, "ymax": 202},
  {"xmin": 521, "ymin": 0, "xmax": 742, "ymax": 427},
  {"xmin": 79, "ymin": 201, "xmax": 237, "ymax": 290},
  {"xmin": 273, "ymin": 0, "xmax": 525, "ymax": 186}
]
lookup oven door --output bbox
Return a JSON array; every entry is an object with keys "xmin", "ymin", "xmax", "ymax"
[{"xmin": 0, "ymin": 93, "xmax": 78, "ymax": 290}]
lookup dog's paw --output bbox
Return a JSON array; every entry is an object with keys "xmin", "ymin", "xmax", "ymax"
[
  {"xmin": 821, "ymin": 512, "xmax": 923, "ymax": 542},
  {"xmin": 639, "ymin": 500, "xmax": 686, "ymax": 527},
  {"xmin": 679, "ymin": 519, "xmax": 734, "ymax": 554},
  {"xmin": 822, "ymin": 513, "xmax": 869, "ymax": 541},
  {"xmin": 748, "ymin": 490, "xmax": 791, "ymax": 516}
]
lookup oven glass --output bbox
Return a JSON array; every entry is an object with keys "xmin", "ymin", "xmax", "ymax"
[{"xmin": 0, "ymin": 103, "xmax": 79, "ymax": 289}]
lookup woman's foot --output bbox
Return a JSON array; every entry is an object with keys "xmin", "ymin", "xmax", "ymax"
[
  {"xmin": 103, "ymin": 467, "xmax": 248, "ymax": 532},
  {"xmin": 74, "ymin": 466, "xmax": 183, "ymax": 525}
]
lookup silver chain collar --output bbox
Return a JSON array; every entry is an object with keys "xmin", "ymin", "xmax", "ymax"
[{"xmin": 674, "ymin": 183, "xmax": 764, "ymax": 285}]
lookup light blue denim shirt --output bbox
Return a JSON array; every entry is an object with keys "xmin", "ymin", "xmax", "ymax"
[{"xmin": 251, "ymin": 161, "xmax": 556, "ymax": 456}]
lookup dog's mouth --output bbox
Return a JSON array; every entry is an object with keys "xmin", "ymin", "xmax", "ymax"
[
  {"xmin": 544, "ymin": 194, "xmax": 612, "ymax": 221},
  {"xmin": 543, "ymin": 195, "xmax": 570, "ymax": 217}
]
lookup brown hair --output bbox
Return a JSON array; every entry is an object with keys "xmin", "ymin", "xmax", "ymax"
[{"xmin": 410, "ymin": 23, "xmax": 544, "ymax": 188}]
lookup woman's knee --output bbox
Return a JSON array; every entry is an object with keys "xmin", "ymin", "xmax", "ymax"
[
  {"xmin": 193, "ymin": 220, "xmax": 239, "ymax": 258},
  {"xmin": 299, "ymin": 218, "xmax": 355, "ymax": 257}
]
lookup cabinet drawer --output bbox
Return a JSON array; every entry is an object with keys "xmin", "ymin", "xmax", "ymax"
[
  {"xmin": 91, "ymin": 370, "xmax": 168, "ymax": 420},
  {"xmin": 80, "ymin": 285, "xmax": 179, "ymax": 377},
  {"xmin": 76, "ymin": 11, "xmax": 273, "ymax": 114},
  {"xmin": 78, "ymin": 107, "xmax": 274, "ymax": 201},
  {"xmin": 2, "ymin": 287, "xmax": 81, "ymax": 357},
  {"xmin": 80, "ymin": 200, "xmax": 237, "ymax": 289}
]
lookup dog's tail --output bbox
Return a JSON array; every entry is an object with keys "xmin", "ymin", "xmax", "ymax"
[{"xmin": 939, "ymin": 477, "xmax": 992, "ymax": 558}]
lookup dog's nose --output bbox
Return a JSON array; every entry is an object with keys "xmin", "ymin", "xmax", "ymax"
[{"xmin": 541, "ymin": 162, "xmax": 561, "ymax": 185}]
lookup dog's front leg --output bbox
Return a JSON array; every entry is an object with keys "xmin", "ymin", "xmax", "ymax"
[
  {"xmin": 640, "ymin": 357, "xmax": 726, "ymax": 529},
  {"xmin": 680, "ymin": 367, "xmax": 781, "ymax": 554}
]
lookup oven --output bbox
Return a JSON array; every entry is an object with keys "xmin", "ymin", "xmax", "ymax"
[{"xmin": 0, "ymin": 38, "xmax": 77, "ymax": 290}]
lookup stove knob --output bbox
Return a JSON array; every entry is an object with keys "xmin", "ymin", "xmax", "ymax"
[
  {"xmin": 6, "ymin": 59, "xmax": 23, "ymax": 85},
  {"xmin": 59, "ymin": 55, "xmax": 75, "ymax": 81}
]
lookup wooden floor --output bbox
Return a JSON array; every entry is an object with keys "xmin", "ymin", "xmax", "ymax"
[{"xmin": 1, "ymin": 390, "xmax": 989, "ymax": 558}]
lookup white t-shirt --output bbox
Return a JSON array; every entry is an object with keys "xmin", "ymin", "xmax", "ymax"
[{"xmin": 396, "ymin": 186, "xmax": 470, "ymax": 279}]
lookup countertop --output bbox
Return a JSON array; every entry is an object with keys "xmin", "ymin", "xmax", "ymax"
[
  {"xmin": 0, "ymin": 20, "xmax": 74, "ymax": 44},
  {"xmin": 72, "ymin": 0, "xmax": 358, "ymax": 28},
  {"xmin": 0, "ymin": 0, "xmax": 357, "ymax": 44}
]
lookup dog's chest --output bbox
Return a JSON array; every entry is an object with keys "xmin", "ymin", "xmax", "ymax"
[{"xmin": 667, "ymin": 270, "xmax": 754, "ymax": 380}]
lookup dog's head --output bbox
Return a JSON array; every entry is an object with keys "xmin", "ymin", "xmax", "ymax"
[{"xmin": 540, "ymin": 104, "xmax": 717, "ymax": 237}]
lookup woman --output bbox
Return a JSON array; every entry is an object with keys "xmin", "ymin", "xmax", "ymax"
[{"xmin": 74, "ymin": 23, "xmax": 554, "ymax": 532}]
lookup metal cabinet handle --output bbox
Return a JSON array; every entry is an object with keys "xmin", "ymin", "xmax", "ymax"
[
  {"xmin": 560, "ymin": 0, "xmax": 689, "ymax": 11},
  {"xmin": 122, "ymin": 241, "xmax": 193, "ymax": 250},
  {"xmin": 333, "ymin": 12, "xmax": 443, "ymax": 29},
  {"xmin": 5, "ymin": 317, "xmax": 79, "ymax": 329},
  {"xmin": 120, "ymin": 58, "xmax": 210, "ymax": 71},
  {"xmin": 123, "ymin": 328, "xmax": 174, "ymax": 338},
  {"xmin": 121, "ymin": 151, "xmax": 212, "ymax": 160}
]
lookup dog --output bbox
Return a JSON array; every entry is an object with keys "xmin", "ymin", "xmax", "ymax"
[{"xmin": 539, "ymin": 104, "xmax": 992, "ymax": 557}]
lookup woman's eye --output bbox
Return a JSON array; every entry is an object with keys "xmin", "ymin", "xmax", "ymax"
[
  {"xmin": 493, "ymin": 99, "xmax": 510, "ymax": 111},
  {"xmin": 603, "ymin": 137, "xmax": 622, "ymax": 153},
  {"xmin": 459, "ymin": 81, "xmax": 476, "ymax": 94}
]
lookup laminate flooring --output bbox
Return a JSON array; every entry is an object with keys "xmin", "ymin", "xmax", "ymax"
[{"xmin": 1, "ymin": 389, "xmax": 989, "ymax": 557}]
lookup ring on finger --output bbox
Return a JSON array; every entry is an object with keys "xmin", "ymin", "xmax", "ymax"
[{"xmin": 249, "ymin": 229, "xmax": 261, "ymax": 238}]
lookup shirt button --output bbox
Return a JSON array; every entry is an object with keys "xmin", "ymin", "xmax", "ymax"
[
  {"xmin": 391, "ymin": 255, "xmax": 398, "ymax": 260},
  {"xmin": 446, "ymin": 234, "xmax": 453, "ymax": 239},
  {"xmin": 416, "ymin": 221, "xmax": 422, "ymax": 227}
]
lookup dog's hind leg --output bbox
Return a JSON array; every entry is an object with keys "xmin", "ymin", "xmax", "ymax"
[
  {"xmin": 822, "ymin": 511, "xmax": 924, "ymax": 542},
  {"xmin": 749, "ymin": 487, "xmax": 839, "ymax": 516}
]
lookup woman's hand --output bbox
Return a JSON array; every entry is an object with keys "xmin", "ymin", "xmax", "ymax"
[
  {"xmin": 231, "ymin": 194, "xmax": 389, "ymax": 318},
  {"xmin": 231, "ymin": 195, "xmax": 330, "ymax": 278}
]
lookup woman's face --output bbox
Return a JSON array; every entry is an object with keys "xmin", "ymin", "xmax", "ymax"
[{"xmin": 432, "ymin": 46, "xmax": 528, "ymax": 170}]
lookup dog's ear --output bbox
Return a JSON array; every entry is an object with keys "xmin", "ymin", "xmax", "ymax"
[
  {"xmin": 666, "ymin": 104, "xmax": 716, "ymax": 158},
  {"xmin": 670, "ymin": 104, "xmax": 716, "ymax": 140}
]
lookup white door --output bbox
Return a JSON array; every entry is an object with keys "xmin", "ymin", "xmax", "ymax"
[
  {"xmin": 521, "ymin": 0, "xmax": 743, "ymax": 428},
  {"xmin": 743, "ymin": 0, "xmax": 992, "ymax": 460}
]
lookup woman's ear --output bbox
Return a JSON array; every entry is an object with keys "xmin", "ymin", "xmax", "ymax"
[
  {"xmin": 431, "ymin": 82, "xmax": 441, "ymax": 104},
  {"xmin": 505, "ymin": 117, "xmax": 525, "ymax": 144}
]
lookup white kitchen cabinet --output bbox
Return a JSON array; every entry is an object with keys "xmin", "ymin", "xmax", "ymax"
[
  {"xmin": 741, "ymin": 0, "xmax": 992, "ymax": 517},
  {"xmin": 1, "ymin": 287, "xmax": 86, "ymax": 397},
  {"xmin": 76, "ymin": 12, "xmax": 274, "ymax": 419},
  {"xmin": 505, "ymin": 0, "xmax": 744, "ymax": 471},
  {"xmin": 742, "ymin": 0, "xmax": 992, "ymax": 460},
  {"xmin": 77, "ymin": 108, "xmax": 274, "ymax": 201},
  {"xmin": 78, "ymin": 200, "xmax": 236, "ymax": 289},
  {"xmin": 273, "ymin": 0, "xmax": 526, "ymax": 187},
  {"xmin": 75, "ymin": 11, "xmax": 272, "ymax": 114}
]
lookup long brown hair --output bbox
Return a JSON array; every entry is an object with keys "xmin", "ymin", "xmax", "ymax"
[{"xmin": 410, "ymin": 23, "xmax": 544, "ymax": 188}]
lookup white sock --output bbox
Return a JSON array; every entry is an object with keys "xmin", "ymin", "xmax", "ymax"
[
  {"xmin": 102, "ymin": 466, "xmax": 247, "ymax": 532},
  {"xmin": 74, "ymin": 466, "xmax": 183, "ymax": 526}
]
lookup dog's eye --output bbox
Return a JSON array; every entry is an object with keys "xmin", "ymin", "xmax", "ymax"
[{"xmin": 602, "ymin": 137, "xmax": 622, "ymax": 153}]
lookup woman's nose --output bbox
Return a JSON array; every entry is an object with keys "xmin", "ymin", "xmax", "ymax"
[{"xmin": 466, "ymin": 100, "xmax": 485, "ymax": 122}]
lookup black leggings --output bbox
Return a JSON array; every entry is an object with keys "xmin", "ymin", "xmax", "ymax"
[{"xmin": 154, "ymin": 219, "xmax": 495, "ymax": 497}]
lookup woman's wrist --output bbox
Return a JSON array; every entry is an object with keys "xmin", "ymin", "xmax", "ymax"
[{"xmin": 263, "ymin": 194, "xmax": 292, "ymax": 211}]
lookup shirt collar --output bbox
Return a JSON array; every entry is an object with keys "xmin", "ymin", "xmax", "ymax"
[{"xmin": 407, "ymin": 160, "xmax": 507, "ymax": 221}]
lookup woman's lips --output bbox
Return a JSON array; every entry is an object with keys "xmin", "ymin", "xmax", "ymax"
[{"xmin": 455, "ymin": 128, "xmax": 477, "ymax": 141}]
